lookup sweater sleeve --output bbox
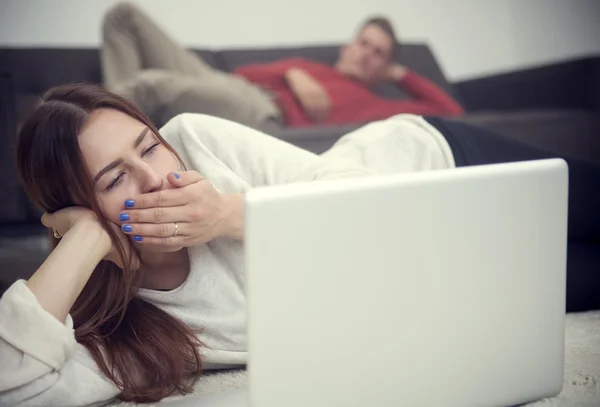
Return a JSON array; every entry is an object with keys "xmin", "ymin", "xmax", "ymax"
[
  {"xmin": 0, "ymin": 281, "xmax": 119, "ymax": 407},
  {"xmin": 161, "ymin": 113, "xmax": 373, "ymax": 187},
  {"xmin": 233, "ymin": 58, "xmax": 305, "ymax": 90},
  {"xmin": 391, "ymin": 70, "xmax": 464, "ymax": 116}
]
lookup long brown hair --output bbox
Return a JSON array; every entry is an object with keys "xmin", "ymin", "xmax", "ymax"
[{"xmin": 15, "ymin": 83, "xmax": 203, "ymax": 402}]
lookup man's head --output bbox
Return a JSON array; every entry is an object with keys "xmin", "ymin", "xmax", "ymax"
[{"xmin": 337, "ymin": 16, "xmax": 399, "ymax": 85}]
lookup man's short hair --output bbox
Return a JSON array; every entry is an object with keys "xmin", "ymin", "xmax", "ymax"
[{"xmin": 360, "ymin": 16, "xmax": 400, "ymax": 60}]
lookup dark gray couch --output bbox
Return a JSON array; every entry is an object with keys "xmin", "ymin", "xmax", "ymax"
[{"xmin": 1, "ymin": 44, "xmax": 600, "ymax": 309}]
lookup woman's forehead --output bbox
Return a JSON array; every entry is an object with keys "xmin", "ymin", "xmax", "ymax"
[
  {"xmin": 82, "ymin": 108, "xmax": 141, "ymax": 135},
  {"xmin": 78, "ymin": 109, "xmax": 145, "ymax": 170}
]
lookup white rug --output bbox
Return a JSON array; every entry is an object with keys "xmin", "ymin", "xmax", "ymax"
[
  {"xmin": 111, "ymin": 311, "xmax": 600, "ymax": 407},
  {"xmin": 526, "ymin": 311, "xmax": 600, "ymax": 407}
]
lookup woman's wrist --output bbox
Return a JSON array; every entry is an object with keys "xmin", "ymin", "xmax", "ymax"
[
  {"xmin": 70, "ymin": 219, "xmax": 112, "ymax": 258},
  {"xmin": 220, "ymin": 193, "xmax": 245, "ymax": 240},
  {"xmin": 26, "ymin": 219, "xmax": 111, "ymax": 321}
]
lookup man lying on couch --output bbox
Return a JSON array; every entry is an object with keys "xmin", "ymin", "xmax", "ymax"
[{"xmin": 102, "ymin": 2, "xmax": 464, "ymax": 131}]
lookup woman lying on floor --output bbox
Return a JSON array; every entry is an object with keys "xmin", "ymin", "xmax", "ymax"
[{"xmin": 0, "ymin": 84, "xmax": 598, "ymax": 407}]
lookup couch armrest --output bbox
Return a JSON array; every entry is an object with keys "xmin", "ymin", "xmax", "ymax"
[
  {"xmin": 453, "ymin": 57, "xmax": 600, "ymax": 112},
  {"xmin": 271, "ymin": 125, "xmax": 361, "ymax": 154},
  {"xmin": 0, "ymin": 70, "xmax": 29, "ymax": 224}
]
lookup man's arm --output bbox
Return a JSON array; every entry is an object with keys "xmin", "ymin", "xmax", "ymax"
[
  {"xmin": 233, "ymin": 58, "xmax": 305, "ymax": 89},
  {"xmin": 284, "ymin": 68, "xmax": 331, "ymax": 122},
  {"xmin": 235, "ymin": 59, "xmax": 331, "ymax": 123},
  {"xmin": 387, "ymin": 65, "xmax": 464, "ymax": 116}
]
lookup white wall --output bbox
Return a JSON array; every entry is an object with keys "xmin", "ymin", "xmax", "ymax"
[
  {"xmin": 1, "ymin": 0, "xmax": 599, "ymax": 81},
  {"xmin": 507, "ymin": 0, "xmax": 600, "ymax": 69}
]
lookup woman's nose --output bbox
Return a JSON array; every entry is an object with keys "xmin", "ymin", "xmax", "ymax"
[{"xmin": 140, "ymin": 166, "xmax": 164, "ymax": 193}]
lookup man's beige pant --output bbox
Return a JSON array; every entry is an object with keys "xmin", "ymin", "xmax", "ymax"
[{"xmin": 101, "ymin": 3, "xmax": 282, "ymax": 131}]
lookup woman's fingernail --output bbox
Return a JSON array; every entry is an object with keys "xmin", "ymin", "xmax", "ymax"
[
  {"xmin": 172, "ymin": 172, "xmax": 180, "ymax": 179},
  {"xmin": 125, "ymin": 199, "xmax": 135, "ymax": 208},
  {"xmin": 119, "ymin": 213, "xmax": 129, "ymax": 221},
  {"xmin": 122, "ymin": 224, "xmax": 133, "ymax": 233},
  {"xmin": 134, "ymin": 235, "xmax": 143, "ymax": 242}
]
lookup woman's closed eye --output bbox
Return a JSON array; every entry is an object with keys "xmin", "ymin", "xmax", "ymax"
[
  {"xmin": 105, "ymin": 142, "xmax": 162, "ymax": 191},
  {"xmin": 106, "ymin": 172, "xmax": 125, "ymax": 191},
  {"xmin": 143, "ymin": 142, "xmax": 161, "ymax": 157},
  {"xmin": 105, "ymin": 142, "xmax": 161, "ymax": 191}
]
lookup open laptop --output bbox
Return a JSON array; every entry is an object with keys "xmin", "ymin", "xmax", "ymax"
[{"xmin": 167, "ymin": 159, "xmax": 568, "ymax": 407}]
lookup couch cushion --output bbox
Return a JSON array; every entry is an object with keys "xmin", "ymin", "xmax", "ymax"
[
  {"xmin": 217, "ymin": 43, "xmax": 461, "ymax": 104},
  {"xmin": 217, "ymin": 45, "xmax": 339, "ymax": 70},
  {"xmin": 273, "ymin": 109, "xmax": 600, "ymax": 158},
  {"xmin": 455, "ymin": 109, "xmax": 600, "ymax": 161},
  {"xmin": 272, "ymin": 124, "xmax": 361, "ymax": 154}
]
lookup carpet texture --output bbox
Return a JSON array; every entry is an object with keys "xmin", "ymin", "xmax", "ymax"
[
  {"xmin": 110, "ymin": 311, "xmax": 600, "ymax": 407},
  {"xmin": 527, "ymin": 311, "xmax": 600, "ymax": 407}
]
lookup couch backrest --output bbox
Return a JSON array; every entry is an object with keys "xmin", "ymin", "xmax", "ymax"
[
  {"xmin": 0, "ymin": 48, "xmax": 222, "ymax": 95},
  {"xmin": 0, "ymin": 48, "xmax": 102, "ymax": 95},
  {"xmin": 0, "ymin": 69, "xmax": 29, "ymax": 223},
  {"xmin": 0, "ymin": 48, "xmax": 221, "ymax": 125},
  {"xmin": 0, "ymin": 42, "xmax": 458, "ymax": 105}
]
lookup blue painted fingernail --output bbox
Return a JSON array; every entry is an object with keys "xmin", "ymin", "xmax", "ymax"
[
  {"xmin": 119, "ymin": 213, "xmax": 129, "ymax": 221},
  {"xmin": 122, "ymin": 224, "xmax": 133, "ymax": 233},
  {"xmin": 125, "ymin": 199, "xmax": 135, "ymax": 208},
  {"xmin": 173, "ymin": 172, "xmax": 180, "ymax": 179},
  {"xmin": 134, "ymin": 235, "xmax": 143, "ymax": 242}
]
